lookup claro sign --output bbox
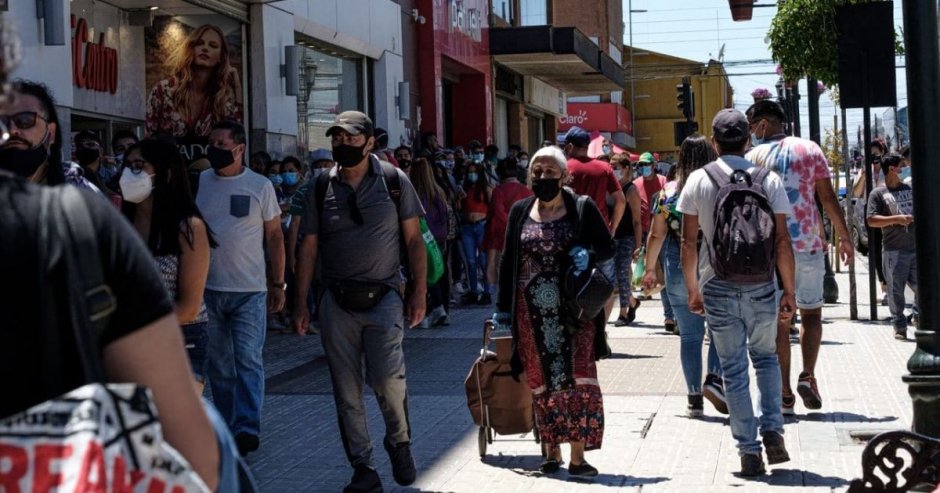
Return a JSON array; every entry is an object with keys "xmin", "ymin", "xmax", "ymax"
[{"xmin": 71, "ymin": 15, "xmax": 118, "ymax": 94}]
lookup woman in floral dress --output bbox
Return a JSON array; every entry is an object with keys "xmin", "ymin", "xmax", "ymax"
[{"xmin": 495, "ymin": 146, "xmax": 614, "ymax": 477}]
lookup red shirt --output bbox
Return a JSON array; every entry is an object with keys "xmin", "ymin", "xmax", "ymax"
[
  {"xmin": 483, "ymin": 181, "xmax": 533, "ymax": 250},
  {"xmin": 567, "ymin": 157, "xmax": 622, "ymax": 224},
  {"xmin": 632, "ymin": 174, "xmax": 667, "ymax": 234}
]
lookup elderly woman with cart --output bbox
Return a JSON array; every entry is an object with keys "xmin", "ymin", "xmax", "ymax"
[{"xmin": 491, "ymin": 145, "xmax": 614, "ymax": 477}]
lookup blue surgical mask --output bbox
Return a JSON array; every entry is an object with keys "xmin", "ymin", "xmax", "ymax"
[
  {"xmin": 640, "ymin": 165, "xmax": 652, "ymax": 177},
  {"xmin": 472, "ymin": 152, "xmax": 484, "ymax": 163},
  {"xmin": 602, "ymin": 145, "xmax": 611, "ymax": 155},
  {"xmin": 899, "ymin": 167, "xmax": 912, "ymax": 181},
  {"xmin": 268, "ymin": 174, "xmax": 283, "ymax": 186},
  {"xmin": 281, "ymin": 171, "xmax": 299, "ymax": 186},
  {"xmin": 467, "ymin": 172, "xmax": 479, "ymax": 183},
  {"xmin": 444, "ymin": 160, "xmax": 455, "ymax": 169}
]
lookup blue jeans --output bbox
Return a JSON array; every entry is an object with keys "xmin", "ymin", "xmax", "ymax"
[
  {"xmin": 205, "ymin": 290, "xmax": 268, "ymax": 437},
  {"xmin": 702, "ymin": 279, "xmax": 783, "ymax": 455},
  {"xmin": 662, "ymin": 236, "xmax": 721, "ymax": 394},
  {"xmin": 660, "ymin": 246, "xmax": 674, "ymax": 321},
  {"xmin": 614, "ymin": 237, "xmax": 636, "ymax": 306},
  {"xmin": 461, "ymin": 221, "xmax": 488, "ymax": 294}
]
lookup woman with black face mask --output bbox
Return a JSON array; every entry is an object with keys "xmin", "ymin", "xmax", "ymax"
[{"xmin": 493, "ymin": 145, "xmax": 613, "ymax": 477}]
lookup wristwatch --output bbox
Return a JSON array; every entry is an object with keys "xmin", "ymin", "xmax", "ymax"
[{"xmin": 270, "ymin": 281, "xmax": 287, "ymax": 290}]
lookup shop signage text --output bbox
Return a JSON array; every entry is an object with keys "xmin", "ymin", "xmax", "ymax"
[
  {"xmin": 72, "ymin": 15, "xmax": 118, "ymax": 94},
  {"xmin": 449, "ymin": 1, "xmax": 483, "ymax": 42}
]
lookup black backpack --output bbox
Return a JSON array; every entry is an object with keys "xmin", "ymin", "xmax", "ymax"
[{"xmin": 704, "ymin": 162, "xmax": 777, "ymax": 283}]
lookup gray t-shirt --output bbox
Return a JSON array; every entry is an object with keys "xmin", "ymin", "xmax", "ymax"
[
  {"xmin": 866, "ymin": 183, "xmax": 915, "ymax": 251},
  {"xmin": 196, "ymin": 167, "xmax": 280, "ymax": 292},
  {"xmin": 676, "ymin": 155, "xmax": 793, "ymax": 290},
  {"xmin": 300, "ymin": 156, "xmax": 424, "ymax": 289}
]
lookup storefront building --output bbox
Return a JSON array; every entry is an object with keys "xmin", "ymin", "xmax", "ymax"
[{"xmin": 416, "ymin": 0, "xmax": 493, "ymax": 150}]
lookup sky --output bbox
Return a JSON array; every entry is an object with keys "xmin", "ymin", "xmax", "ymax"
[{"xmin": 624, "ymin": 0, "xmax": 908, "ymax": 148}]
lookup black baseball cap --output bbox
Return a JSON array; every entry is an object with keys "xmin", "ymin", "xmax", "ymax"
[
  {"xmin": 712, "ymin": 109, "xmax": 749, "ymax": 144},
  {"xmin": 325, "ymin": 111, "xmax": 374, "ymax": 137}
]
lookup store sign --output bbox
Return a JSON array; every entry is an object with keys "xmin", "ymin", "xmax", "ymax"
[
  {"xmin": 71, "ymin": 15, "xmax": 119, "ymax": 94},
  {"xmin": 449, "ymin": 1, "xmax": 483, "ymax": 42},
  {"xmin": 557, "ymin": 103, "xmax": 633, "ymax": 136},
  {"xmin": 525, "ymin": 77, "xmax": 565, "ymax": 116}
]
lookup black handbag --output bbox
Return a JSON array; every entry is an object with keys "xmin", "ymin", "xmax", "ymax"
[{"xmin": 562, "ymin": 196, "xmax": 614, "ymax": 322}]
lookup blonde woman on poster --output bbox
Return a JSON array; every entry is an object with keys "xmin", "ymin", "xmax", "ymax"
[{"xmin": 146, "ymin": 24, "xmax": 242, "ymax": 138}]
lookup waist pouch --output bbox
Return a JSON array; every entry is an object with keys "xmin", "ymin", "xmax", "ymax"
[{"xmin": 330, "ymin": 281, "xmax": 391, "ymax": 311}]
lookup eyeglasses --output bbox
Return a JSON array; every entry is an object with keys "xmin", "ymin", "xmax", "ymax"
[
  {"xmin": 347, "ymin": 192, "xmax": 363, "ymax": 225},
  {"xmin": 0, "ymin": 111, "xmax": 47, "ymax": 131}
]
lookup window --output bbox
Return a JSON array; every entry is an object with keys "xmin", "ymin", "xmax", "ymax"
[
  {"xmin": 492, "ymin": 0, "xmax": 513, "ymax": 22},
  {"xmin": 297, "ymin": 45, "xmax": 364, "ymax": 153},
  {"xmin": 520, "ymin": 0, "xmax": 548, "ymax": 26}
]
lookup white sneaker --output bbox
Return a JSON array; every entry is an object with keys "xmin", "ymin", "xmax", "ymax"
[
  {"xmin": 430, "ymin": 306, "xmax": 449, "ymax": 326},
  {"xmin": 453, "ymin": 282, "xmax": 466, "ymax": 296},
  {"xmin": 418, "ymin": 318, "xmax": 430, "ymax": 329}
]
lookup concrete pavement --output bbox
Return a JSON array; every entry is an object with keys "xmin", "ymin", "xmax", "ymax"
[{"xmin": 247, "ymin": 255, "xmax": 916, "ymax": 492}]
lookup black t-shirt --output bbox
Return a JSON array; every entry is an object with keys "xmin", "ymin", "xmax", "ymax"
[
  {"xmin": 0, "ymin": 177, "xmax": 174, "ymax": 418},
  {"xmin": 610, "ymin": 182, "xmax": 636, "ymax": 240}
]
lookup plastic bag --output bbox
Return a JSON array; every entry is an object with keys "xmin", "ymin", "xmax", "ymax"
[
  {"xmin": 420, "ymin": 217, "xmax": 445, "ymax": 284},
  {"xmin": 631, "ymin": 246, "xmax": 646, "ymax": 288}
]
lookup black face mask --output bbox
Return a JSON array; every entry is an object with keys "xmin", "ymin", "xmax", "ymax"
[
  {"xmin": 398, "ymin": 159, "xmax": 412, "ymax": 170},
  {"xmin": 75, "ymin": 147, "xmax": 100, "ymax": 166},
  {"xmin": 531, "ymin": 178, "xmax": 562, "ymax": 202},
  {"xmin": 0, "ymin": 137, "xmax": 50, "ymax": 178},
  {"xmin": 333, "ymin": 143, "xmax": 368, "ymax": 168},
  {"xmin": 207, "ymin": 145, "xmax": 235, "ymax": 170}
]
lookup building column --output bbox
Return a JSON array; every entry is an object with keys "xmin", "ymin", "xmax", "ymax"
[{"xmin": 248, "ymin": 3, "xmax": 299, "ymax": 157}]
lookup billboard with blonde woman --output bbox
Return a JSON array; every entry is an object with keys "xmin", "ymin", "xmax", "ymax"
[{"xmin": 145, "ymin": 15, "xmax": 244, "ymax": 158}]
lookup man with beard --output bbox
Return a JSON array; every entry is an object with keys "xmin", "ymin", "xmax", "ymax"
[{"xmin": 0, "ymin": 80, "xmax": 96, "ymax": 190}]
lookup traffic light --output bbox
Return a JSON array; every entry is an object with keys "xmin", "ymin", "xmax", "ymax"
[{"xmin": 676, "ymin": 81, "xmax": 694, "ymax": 120}]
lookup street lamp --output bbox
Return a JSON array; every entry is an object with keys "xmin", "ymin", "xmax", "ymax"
[{"xmin": 628, "ymin": 2, "xmax": 647, "ymax": 149}]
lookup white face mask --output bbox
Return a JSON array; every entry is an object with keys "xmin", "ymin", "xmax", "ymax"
[
  {"xmin": 519, "ymin": 159, "xmax": 529, "ymax": 168},
  {"xmin": 613, "ymin": 170, "xmax": 623, "ymax": 181},
  {"xmin": 119, "ymin": 170, "xmax": 154, "ymax": 204}
]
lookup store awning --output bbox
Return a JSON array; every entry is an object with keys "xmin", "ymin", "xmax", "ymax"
[{"xmin": 490, "ymin": 26, "xmax": 624, "ymax": 95}]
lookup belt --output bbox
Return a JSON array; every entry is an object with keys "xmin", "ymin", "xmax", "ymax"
[{"xmin": 464, "ymin": 218, "xmax": 485, "ymax": 225}]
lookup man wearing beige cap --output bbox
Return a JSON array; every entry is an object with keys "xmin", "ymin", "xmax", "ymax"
[{"xmin": 293, "ymin": 111, "xmax": 426, "ymax": 492}]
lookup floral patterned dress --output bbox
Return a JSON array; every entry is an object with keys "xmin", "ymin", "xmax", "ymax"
[
  {"xmin": 145, "ymin": 79, "xmax": 243, "ymax": 137},
  {"xmin": 514, "ymin": 217, "xmax": 604, "ymax": 450}
]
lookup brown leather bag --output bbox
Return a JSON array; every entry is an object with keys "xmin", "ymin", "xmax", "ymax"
[{"xmin": 465, "ymin": 326, "xmax": 534, "ymax": 436}]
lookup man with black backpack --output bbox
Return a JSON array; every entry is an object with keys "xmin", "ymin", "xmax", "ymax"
[
  {"xmin": 292, "ymin": 111, "xmax": 426, "ymax": 493},
  {"xmin": 677, "ymin": 109, "xmax": 797, "ymax": 477}
]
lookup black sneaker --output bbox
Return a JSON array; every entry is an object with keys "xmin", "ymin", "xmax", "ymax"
[
  {"xmin": 664, "ymin": 320, "xmax": 677, "ymax": 334},
  {"xmin": 740, "ymin": 453, "xmax": 766, "ymax": 476},
  {"xmin": 687, "ymin": 394, "xmax": 704, "ymax": 418},
  {"xmin": 234, "ymin": 432, "xmax": 259, "ymax": 456},
  {"xmin": 568, "ymin": 461, "xmax": 599, "ymax": 477},
  {"xmin": 344, "ymin": 465, "xmax": 383, "ymax": 493},
  {"xmin": 762, "ymin": 431, "xmax": 790, "ymax": 465},
  {"xmin": 478, "ymin": 292, "xmax": 492, "ymax": 305},
  {"xmin": 895, "ymin": 329, "xmax": 907, "ymax": 340},
  {"xmin": 539, "ymin": 458, "xmax": 562, "ymax": 474},
  {"xmin": 703, "ymin": 374, "xmax": 729, "ymax": 415},
  {"xmin": 383, "ymin": 438, "xmax": 416, "ymax": 486},
  {"xmin": 461, "ymin": 292, "xmax": 479, "ymax": 305}
]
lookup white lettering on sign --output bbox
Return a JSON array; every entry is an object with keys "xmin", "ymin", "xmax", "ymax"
[
  {"xmin": 559, "ymin": 110, "xmax": 589, "ymax": 126},
  {"xmin": 449, "ymin": 1, "xmax": 483, "ymax": 42}
]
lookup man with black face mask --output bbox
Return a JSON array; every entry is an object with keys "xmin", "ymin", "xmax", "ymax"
[
  {"xmin": 73, "ymin": 131, "xmax": 120, "ymax": 205},
  {"xmin": 195, "ymin": 120, "xmax": 285, "ymax": 457},
  {"xmin": 0, "ymin": 80, "xmax": 96, "ymax": 191},
  {"xmin": 294, "ymin": 111, "xmax": 426, "ymax": 493}
]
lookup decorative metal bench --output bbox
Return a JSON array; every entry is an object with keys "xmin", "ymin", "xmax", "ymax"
[{"xmin": 848, "ymin": 430, "xmax": 940, "ymax": 492}]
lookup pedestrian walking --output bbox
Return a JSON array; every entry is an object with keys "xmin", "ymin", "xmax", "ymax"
[
  {"xmin": 677, "ymin": 109, "xmax": 796, "ymax": 476},
  {"xmin": 411, "ymin": 156, "xmax": 452, "ymax": 327},
  {"xmin": 633, "ymin": 151, "xmax": 674, "ymax": 332},
  {"xmin": 745, "ymin": 100, "xmax": 854, "ymax": 415},
  {"xmin": 609, "ymin": 152, "xmax": 642, "ymax": 326},
  {"xmin": 292, "ymin": 111, "xmax": 426, "ymax": 493},
  {"xmin": 460, "ymin": 159, "xmax": 493, "ymax": 305},
  {"xmin": 494, "ymin": 145, "xmax": 613, "ymax": 478},
  {"xmin": 120, "ymin": 138, "xmax": 218, "ymax": 396},
  {"xmin": 642, "ymin": 134, "xmax": 725, "ymax": 417},
  {"xmin": 196, "ymin": 120, "xmax": 286, "ymax": 456},
  {"xmin": 866, "ymin": 153, "xmax": 917, "ymax": 340}
]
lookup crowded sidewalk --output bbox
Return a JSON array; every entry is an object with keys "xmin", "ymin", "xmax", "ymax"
[{"xmin": 247, "ymin": 256, "xmax": 913, "ymax": 492}]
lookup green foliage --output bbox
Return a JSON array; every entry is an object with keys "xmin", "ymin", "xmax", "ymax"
[
  {"xmin": 769, "ymin": 0, "xmax": 903, "ymax": 87},
  {"xmin": 823, "ymin": 127, "xmax": 844, "ymax": 169}
]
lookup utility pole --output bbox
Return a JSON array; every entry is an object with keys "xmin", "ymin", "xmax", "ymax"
[
  {"xmin": 842, "ymin": 107, "xmax": 858, "ymax": 320},
  {"xmin": 901, "ymin": 0, "xmax": 940, "ymax": 439}
]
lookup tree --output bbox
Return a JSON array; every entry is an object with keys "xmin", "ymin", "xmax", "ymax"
[
  {"xmin": 768, "ymin": 0, "xmax": 903, "ymax": 87},
  {"xmin": 823, "ymin": 126, "xmax": 844, "ymax": 171}
]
